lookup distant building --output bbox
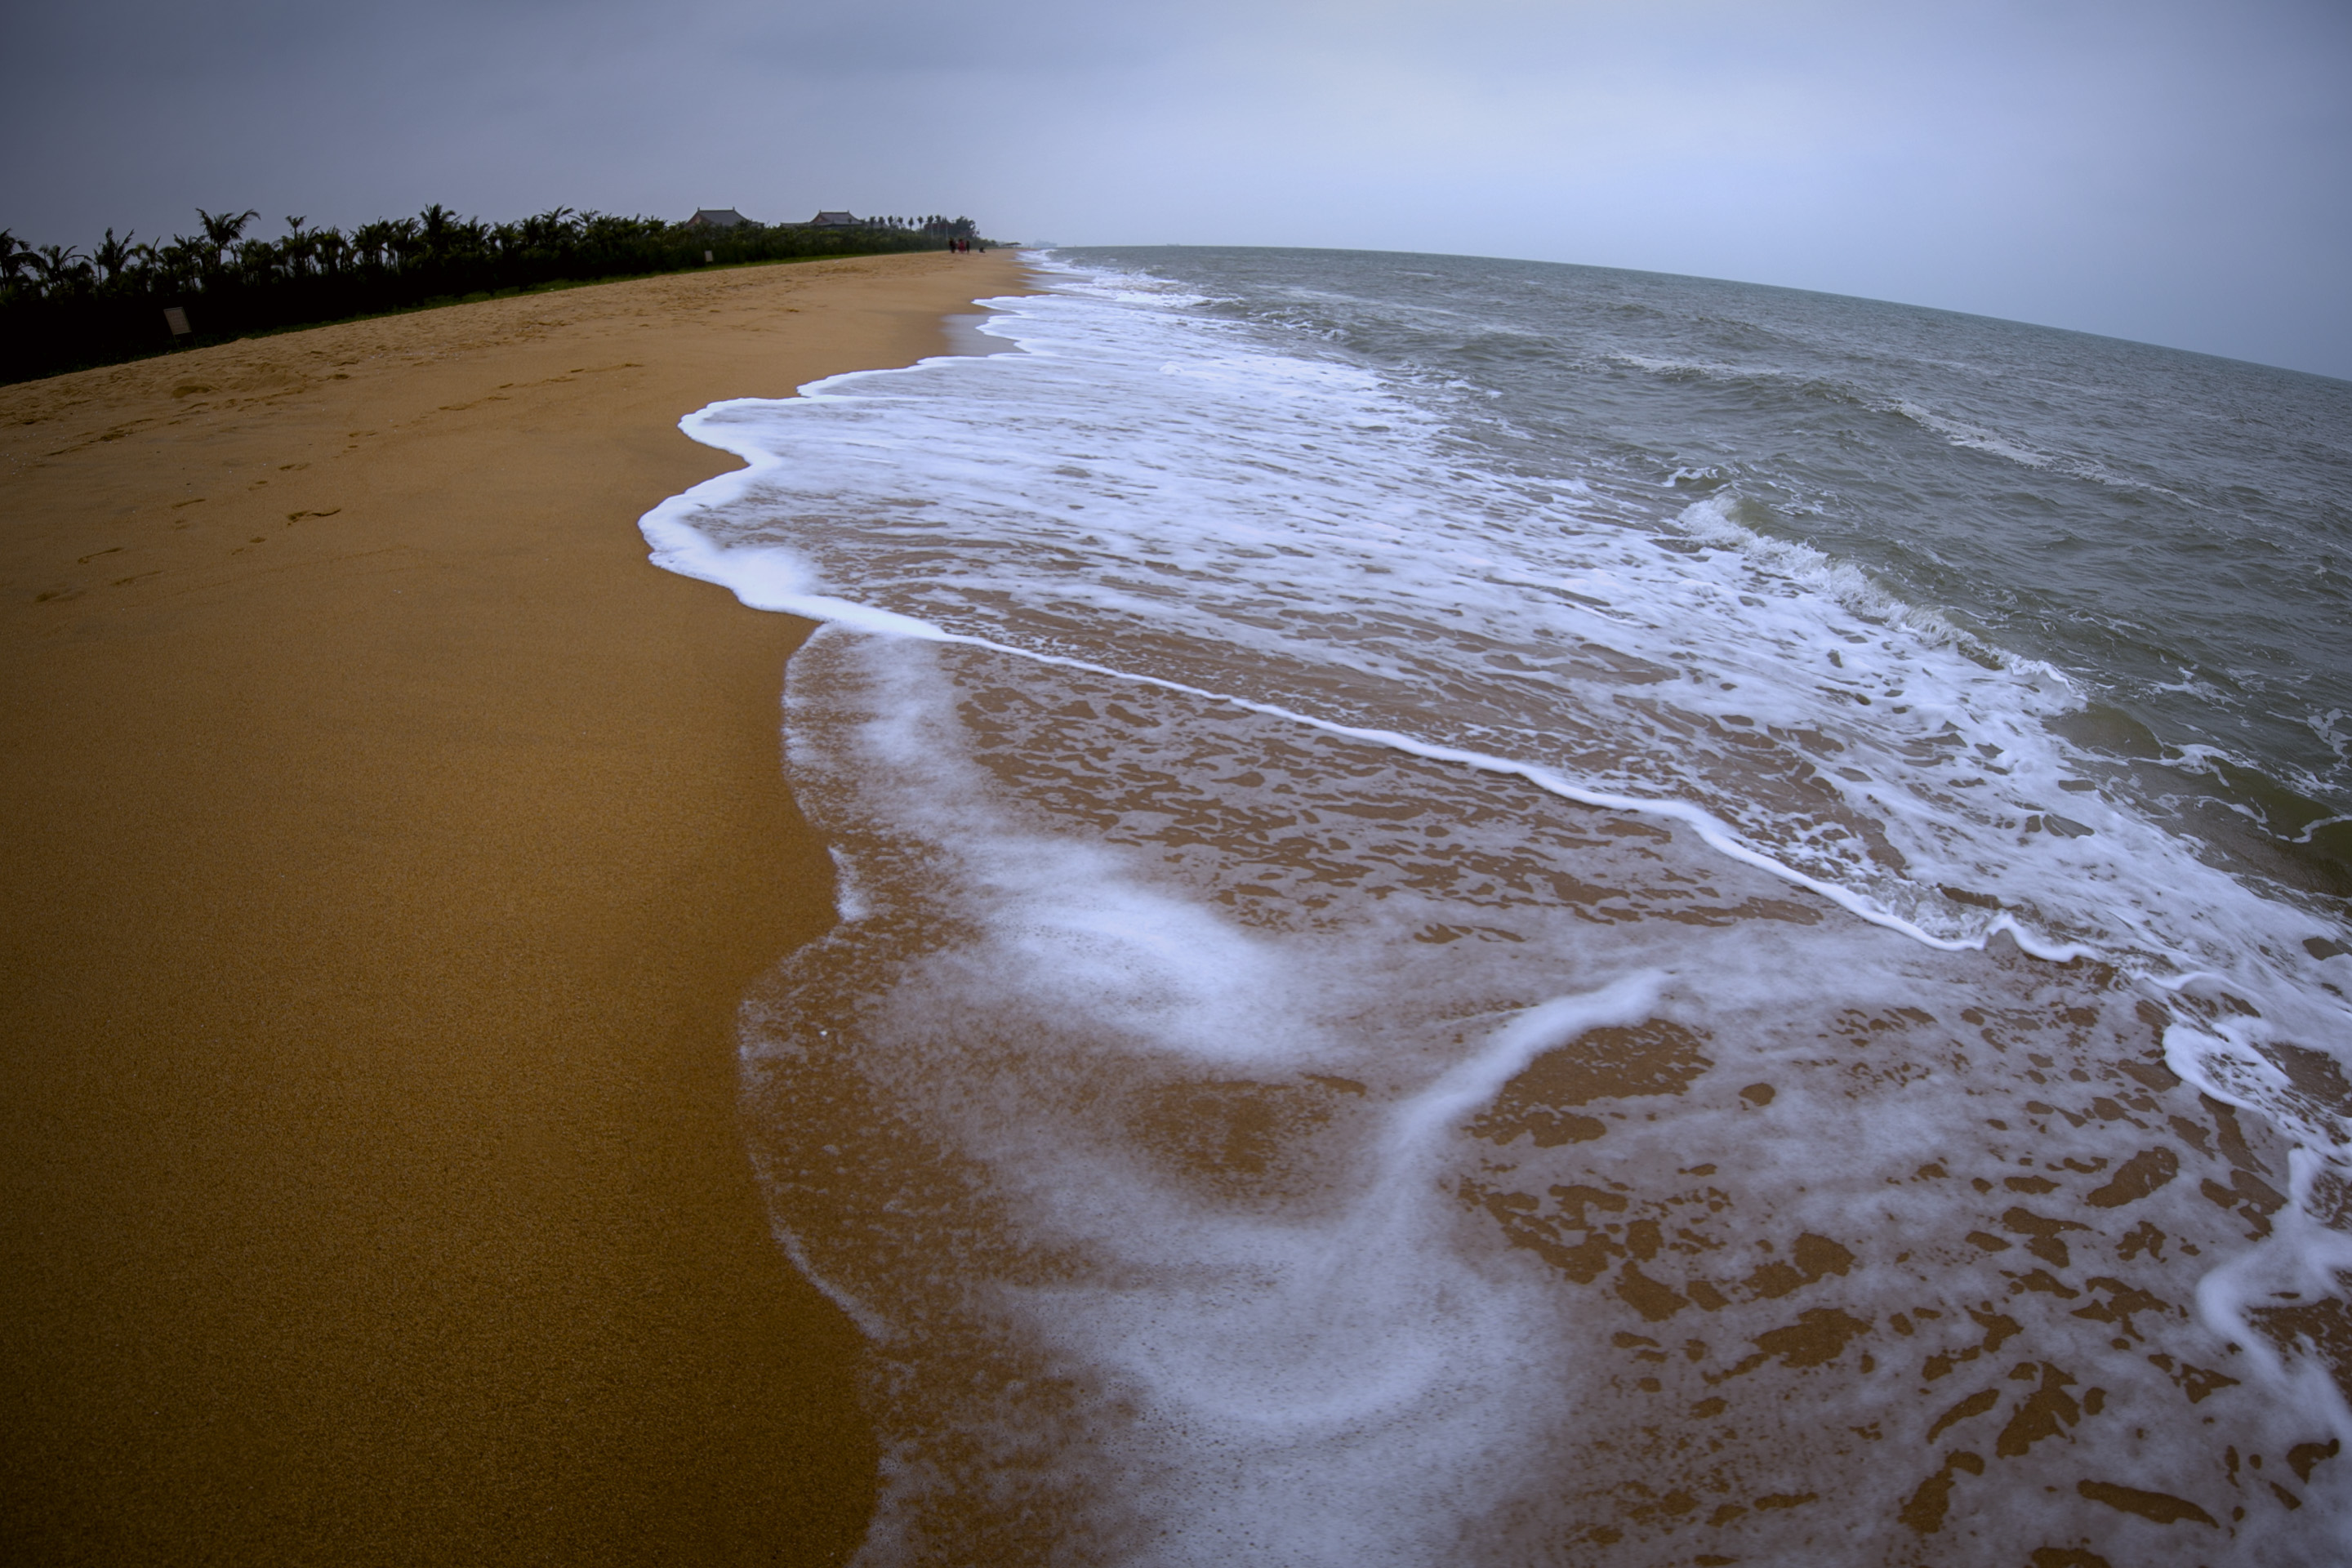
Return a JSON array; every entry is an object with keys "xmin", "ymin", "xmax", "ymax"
[
  {"xmin": 808, "ymin": 211, "xmax": 859, "ymax": 227},
  {"xmin": 685, "ymin": 208, "xmax": 751, "ymax": 229}
]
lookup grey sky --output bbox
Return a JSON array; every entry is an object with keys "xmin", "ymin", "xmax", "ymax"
[{"xmin": 4, "ymin": 0, "xmax": 2346, "ymax": 379}]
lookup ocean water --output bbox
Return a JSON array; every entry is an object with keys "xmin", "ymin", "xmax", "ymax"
[{"xmin": 641, "ymin": 248, "xmax": 2352, "ymax": 1565}]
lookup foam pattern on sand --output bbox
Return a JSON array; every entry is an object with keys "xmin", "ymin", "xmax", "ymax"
[{"xmin": 646, "ymin": 253, "xmax": 2352, "ymax": 1562}]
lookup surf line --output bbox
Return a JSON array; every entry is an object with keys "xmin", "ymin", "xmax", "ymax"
[{"xmin": 638, "ymin": 515, "xmax": 2097, "ymax": 969}]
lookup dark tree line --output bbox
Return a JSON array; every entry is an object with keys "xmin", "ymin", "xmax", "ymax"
[{"xmin": 0, "ymin": 207, "xmax": 987, "ymax": 385}]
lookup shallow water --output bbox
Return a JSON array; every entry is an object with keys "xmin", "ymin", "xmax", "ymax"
[{"xmin": 644, "ymin": 248, "xmax": 2352, "ymax": 1563}]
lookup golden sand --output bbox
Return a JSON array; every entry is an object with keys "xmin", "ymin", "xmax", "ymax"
[{"xmin": 0, "ymin": 248, "xmax": 1032, "ymax": 1564}]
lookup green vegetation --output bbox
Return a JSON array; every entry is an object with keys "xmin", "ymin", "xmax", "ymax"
[{"xmin": 0, "ymin": 207, "xmax": 986, "ymax": 385}]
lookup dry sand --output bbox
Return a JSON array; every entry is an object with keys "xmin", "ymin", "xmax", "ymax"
[{"xmin": 0, "ymin": 247, "xmax": 1033, "ymax": 1565}]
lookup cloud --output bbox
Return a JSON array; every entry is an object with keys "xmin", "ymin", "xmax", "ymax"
[{"xmin": 2, "ymin": 0, "xmax": 2345, "ymax": 376}]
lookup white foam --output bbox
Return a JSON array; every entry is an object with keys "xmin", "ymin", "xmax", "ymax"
[
  {"xmin": 749, "ymin": 630, "xmax": 2351, "ymax": 1560},
  {"xmin": 1023, "ymin": 980, "xmax": 1668, "ymax": 1566},
  {"xmin": 661, "ymin": 254, "xmax": 2352, "ymax": 1561},
  {"xmin": 641, "ymin": 258, "xmax": 2348, "ymax": 1031}
]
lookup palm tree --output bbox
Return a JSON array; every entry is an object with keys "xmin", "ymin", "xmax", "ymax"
[
  {"xmin": 0, "ymin": 229, "xmax": 32, "ymax": 287},
  {"xmin": 33, "ymin": 243, "xmax": 90, "ymax": 293},
  {"xmin": 150, "ymin": 234, "xmax": 209, "ymax": 292},
  {"xmin": 91, "ymin": 228, "xmax": 136, "ymax": 283},
  {"xmin": 2, "ymin": 193, "xmax": 977, "ymax": 385},
  {"xmin": 350, "ymin": 220, "xmax": 403, "ymax": 269},
  {"xmin": 281, "ymin": 217, "xmax": 332, "ymax": 278},
  {"xmin": 415, "ymin": 204, "xmax": 460, "ymax": 260},
  {"xmin": 196, "ymin": 207, "xmax": 260, "ymax": 270}
]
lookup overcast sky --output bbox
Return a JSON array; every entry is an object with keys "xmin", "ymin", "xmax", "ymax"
[{"xmin": 4, "ymin": 0, "xmax": 2346, "ymax": 379}]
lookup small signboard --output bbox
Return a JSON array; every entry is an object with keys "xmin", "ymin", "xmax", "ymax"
[
  {"xmin": 703, "ymin": 250, "xmax": 715, "ymax": 264},
  {"xmin": 163, "ymin": 306, "xmax": 192, "ymax": 337}
]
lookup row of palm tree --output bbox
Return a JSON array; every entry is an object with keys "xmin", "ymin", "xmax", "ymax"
[
  {"xmin": 866, "ymin": 216, "xmax": 978, "ymax": 234},
  {"xmin": 1, "ymin": 204, "xmax": 986, "ymax": 383}
]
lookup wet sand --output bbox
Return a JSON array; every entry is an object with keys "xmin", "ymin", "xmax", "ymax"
[{"xmin": 0, "ymin": 247, "xmax": 1032, "ymax": 1565}]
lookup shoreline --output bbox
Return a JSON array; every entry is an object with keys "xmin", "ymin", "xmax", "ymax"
[{"xmin": 1, "ymin": 247, "xmax": 1034, "ymax": 1563}]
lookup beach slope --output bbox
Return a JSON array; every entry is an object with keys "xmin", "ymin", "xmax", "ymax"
[{"xmin": 0, "ymin": 248, "xmax": 1030, "ymax": 1565}]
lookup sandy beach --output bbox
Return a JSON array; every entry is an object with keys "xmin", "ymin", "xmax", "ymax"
[{"xmin": 1, "ymin": 247, "xmax": 1031, "ymax": 1565}]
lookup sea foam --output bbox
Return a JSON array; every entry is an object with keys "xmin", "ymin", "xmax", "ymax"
[{"xmin": 651, "ymin": 252, "xmax": 2352, "ymax": 1563}]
